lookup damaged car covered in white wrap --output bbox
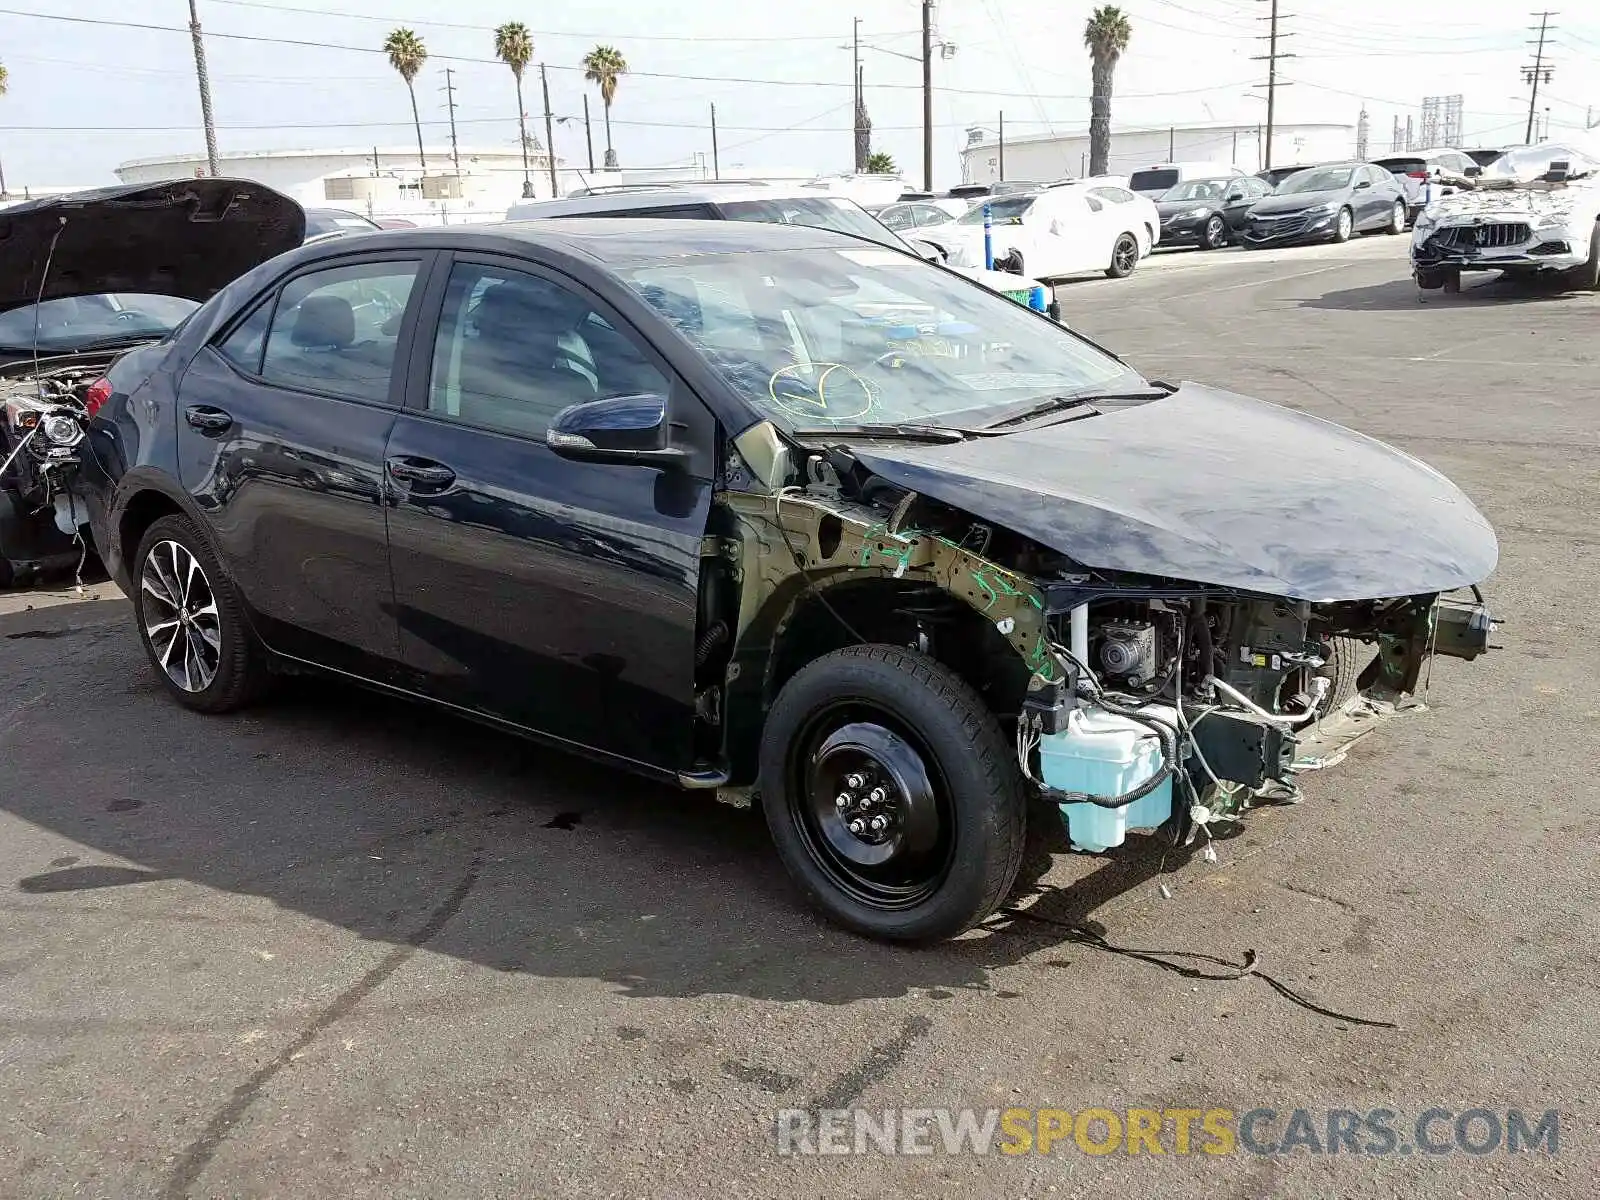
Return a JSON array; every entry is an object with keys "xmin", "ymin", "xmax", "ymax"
[{"xmin": 1411, "ymin": 142, "xmax": 1600, "ymax": 292}]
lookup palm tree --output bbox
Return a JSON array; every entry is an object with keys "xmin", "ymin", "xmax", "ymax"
[
  {"xmin": 494, "ymin": 22, "xmax": 536, "ymax": 196},
  {"xmin": 582, "ymin": 45, "xmax": 628, "ymax": 168},
  {"xmin": 383, "ymin": 28, "xmax": 429, "ymax": 170},
  {"xmin": 865, "ymin": 151, "xmax": 897, "ymax": 174},
  {"xmin": 1083, "ymin": 6, "xmax": 1131, "ymax": 178}
]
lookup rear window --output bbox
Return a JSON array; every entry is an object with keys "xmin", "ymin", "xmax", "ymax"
[
  {"xmin": 1130, "ymin": 169, "xmax": 1179, "ymax": 193},
  {"xmin": 718, "ymin": 197, "xmax": 906, "ymax": 250},
  {"xmin": 1374, "ymin": 158, "xmax": 1426, "ymax": 176}
]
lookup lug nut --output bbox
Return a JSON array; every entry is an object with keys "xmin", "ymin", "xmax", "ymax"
[
  {"xmin": 868, "ymin": 787, "xmax": 887, "ymax": 804},
  {"xmin": 845, "ymin": 773, "xmax": 866, "ymax": 790},
  {"xmin": 848, "ymin": 819, "xmax": 866, "ymax": 835},
  {"xmin": 835, "ymin": 793, "xmax": 851, "ymax": 810},
  {"xmin": 869, "ymin": 815, "xmax": 888, "ymax": 832}
]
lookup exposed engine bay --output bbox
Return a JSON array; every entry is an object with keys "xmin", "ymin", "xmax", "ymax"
[
  {"xmin": 709, "ymin": 421, "xmax": 1496, "ymax": 853},
  {"xmin": 0, "ymin": 359, "xmax": 108, "ymax": 585}
]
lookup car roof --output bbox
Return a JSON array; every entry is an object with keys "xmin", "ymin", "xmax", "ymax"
[
  {"xmin": 293, "ymin": 217, "xmax": 864, "ymax": 268},
  {"xmin": 507, "ymin": 183, "xmax": 863, "ymax": 218}
]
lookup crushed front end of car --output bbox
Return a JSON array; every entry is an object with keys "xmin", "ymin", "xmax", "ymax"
[{"xmin": 711, "ymin": 383, "xmax": 1498, "ymax": 869}]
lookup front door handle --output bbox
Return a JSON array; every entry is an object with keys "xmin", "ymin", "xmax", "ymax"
[
  {"xmin": 386, "ymin": 456, "xmax": 456, "ymax": 488},
  {"xmin": 185, "ymin": 405, "xmax": 233, "ymax": 433}
]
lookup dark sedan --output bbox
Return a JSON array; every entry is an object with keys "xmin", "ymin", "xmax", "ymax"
[
  {"xmin": 1155, "ymin": 175, "xmax": 1272, "ymax": 249},
  {"xmin": 75, "ymin": 218, "xmax": 1497, "ymax": 943},
  {"xmin": 1241, "ymin": 162, "xmax": 1409, "ymax": 248}
]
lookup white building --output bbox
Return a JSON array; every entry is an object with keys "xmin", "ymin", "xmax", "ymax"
[
  {"xmin": 114, "ymin": 145, "xmax": 573, "ymax": 226},
  {"xmin": 960, "ymin": 121, "xmax": 1359, "ymax": 184}
]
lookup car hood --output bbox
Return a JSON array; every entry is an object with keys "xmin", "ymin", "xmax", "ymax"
[
  {"xmin": 1248, "ymin": 188, "xmax": 1347, "ymax": 215},
  {"xmin": 1155, "ymin": 199, "xmax": 1214, "ymax": 217},
  {"xmin": 848, "ymin": 383, "xmax": 1498, "ymax": 601},
  {"xmin": 1427, "ymin": 183, "xmax": 1593, "ymax": 224},
  {"xmin": 0, "ymin": 179, "xmax": 304, "ymax": 316}
]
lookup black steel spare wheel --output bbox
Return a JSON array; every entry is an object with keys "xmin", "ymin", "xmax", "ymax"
[{"xmin": 759, "ymin": 644, "xmax": 1026, "ymax": 942}]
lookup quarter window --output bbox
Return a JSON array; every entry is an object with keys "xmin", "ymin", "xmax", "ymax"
[
  {"xmin": 214, "ymin": 297, "xmax": 274, "ymax": 375},
  {"xmin": 258, "ymin": 261, "xmax": 419, "ymax": 404},
  {"xmin": 427, "ymin": 264, "xmax": 668, "ymax": 439}
]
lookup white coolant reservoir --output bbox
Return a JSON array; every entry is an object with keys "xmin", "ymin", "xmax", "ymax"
[{"xmin": 1039, "ymin": 704, "xmax": 1177, "ymax": 853}]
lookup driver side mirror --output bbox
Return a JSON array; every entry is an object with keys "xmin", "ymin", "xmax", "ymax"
[
  {"xmin": 546, "ymin": 393, "xmax": 688, "ymax": 469},
  {"xmin": 908, "ymin": 238, "xmax": 944, "ymax": 262},
  {"xmin": 1354, "ymin": 179, "xmax": 1372, "ymax": 189}
]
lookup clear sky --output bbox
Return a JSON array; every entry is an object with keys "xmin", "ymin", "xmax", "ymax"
[{"xmin": 1, "ymin": 0, "xmax": 1596, "ymax": 187}]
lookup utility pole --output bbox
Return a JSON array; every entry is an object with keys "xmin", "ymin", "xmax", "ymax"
[
  {"xmin": 711, "ymin": 103, "xmax": 720, "ymax": 179},
  {"xmin": 1523, "ymin": 12, "xmax": 1556, "ymax": 144},
  {"xmin": 187, "ymin": 0, "xmax": 221, "ymax": 176},
  {"xmin": 541, "ymin": 64, "xmax": 558, "ymax": 197},
  {"xmin": 1251, "ymin": 0, "xmax": 1294, "ymax": 170},
  {"xmin": 441, "ymin": 67, "xmax": 461, "ymax": 172},
  {"xmin": 921, "ymin": 0, "xmax": 934, "ymax": 190},
  {"xmin": 582, "ymin": 95, "xmax": 596, "ymax": 171},
  {"xmin": 852, "ymin": 17, "xmax": 863, "ymax": 172},
  {"xmin": 998, "ymin": 111, "xmax": 1005, "ymax": 180}
]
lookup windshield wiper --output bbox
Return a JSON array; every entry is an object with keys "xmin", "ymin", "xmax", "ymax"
[
  {"xmin": 790, "ymin": 422, "xmax": 970, "ymax": 444},
  {"xmin": 68, "ymin": 332, "xmax": 167, "ymax": 351},
  {"xmin": 979, "ymin": 381, "xmax": 1176, "ymax": 430}
]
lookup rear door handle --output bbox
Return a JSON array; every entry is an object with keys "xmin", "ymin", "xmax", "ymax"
[
  {"xmin": 185, "ymin": 405, "xmax": 233, "ymax": 433},
  {"xmin": 386, "ymin": 456, "xmax": 456, "ymax": 488}
]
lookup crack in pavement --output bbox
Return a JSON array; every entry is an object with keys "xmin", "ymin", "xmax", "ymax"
[
  {"xmin": 160, "ymin": 851, "xmax": 485, "ymax": 1198},
  {"xmin": 807, "ymin": 1014, "xmax": 934, "ymax": 1112}
]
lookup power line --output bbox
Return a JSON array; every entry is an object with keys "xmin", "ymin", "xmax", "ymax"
[{"xmin": 0, "ymin": 8, "xmax": 1252, "ymax": 103}]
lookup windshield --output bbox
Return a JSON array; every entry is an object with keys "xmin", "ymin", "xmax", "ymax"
[
  {"xmin": 1159, "ymin": 178, "xmax": 1232, "ymax": 201},
  {"xmin": 1481, "ymin": 144, "xmax": 1598, "ymax": 182},
  {"xmin": 1129, "ymin": 169, "xmax": 1179, "ymax": 193},
  {"xmin": 957, "ymin": 195, "xmax": 1036, "ymax": 224},
  {"xmin": 0, "ymin": 293, "xmax": 199, "ymax": 352},
  {"xmin": 621, "ymin": 245, "xmax": 1143, "ymax": 433},
  {"xmin": 719, "ymin": 197, "xmax": 909, "ymax": 251},
  {"xmin": 1277, "ymin": 167, "xmax": 1353, "ymax": 193}
]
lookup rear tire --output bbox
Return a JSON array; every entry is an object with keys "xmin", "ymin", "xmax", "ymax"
[
  {"xmin": 133, "ymin": 514, "xmax": 267, "ymax": 714},
  {"xmin": 1386, "ymin": 200, "xmax": 1406, "ymax": 235},
  {"xmin": 1105, "ymin": 233, "xmax": 1139, "ymax": 278},
  {"xmin": 758, "ymin": 645, "xmax": 1026, "ymax": 943}
]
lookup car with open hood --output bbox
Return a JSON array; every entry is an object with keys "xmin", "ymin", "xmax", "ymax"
[
  {"xmin": 1240, "ymin": 162, "xmax": 1409, "ymax": 248},
  {"xmin": 75, "ymin": 218, "xmax": 1497, "ymax": 943},
  {"xmin": 0, "ymin": 179, "xmax": 304, "ymax": 585},
  {"xmin": 1410, "ymin": 142, "xmax": 1600, "ymax": 293}
]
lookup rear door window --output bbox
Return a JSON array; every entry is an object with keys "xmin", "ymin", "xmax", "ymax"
[{"xmin": 258, "ymin": 261, "xmax": 421, "ymax": 405}]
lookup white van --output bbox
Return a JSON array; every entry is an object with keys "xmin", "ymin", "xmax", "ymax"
[{"xmin": 1128, "ymin": 162, "xmax": 1248, "ymax": 198}]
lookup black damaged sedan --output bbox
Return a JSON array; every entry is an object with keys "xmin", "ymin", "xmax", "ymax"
[{"xmin": 78, "ymin": 210, "xmax": 1497, "ymax": 942}]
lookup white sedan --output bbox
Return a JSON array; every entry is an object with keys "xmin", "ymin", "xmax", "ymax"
[{"xmin": 937, "ymin": 185, "xmax": 1153, "ymax": 282}]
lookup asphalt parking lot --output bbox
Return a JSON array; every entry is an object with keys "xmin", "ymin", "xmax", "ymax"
[{"xmin": 3, "ymin": 231, "xmax": 1596, "ymax": 1197}]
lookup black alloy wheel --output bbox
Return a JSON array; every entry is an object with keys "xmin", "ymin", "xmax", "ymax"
[
  {"xmin": 1106, "ymin": 233, "xmax": 1139, "ymax": 278},
  {"xmin": 759, "ymin": 645, "xmax": 1026, "ymax": 942}
]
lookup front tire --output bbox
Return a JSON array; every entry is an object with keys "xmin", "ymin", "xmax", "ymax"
[
  {"xmin": 1332, "ymin": 207, "xmax": 1354, "ymax": 243},
  {"xmin": 758, "ymin": 645, "xmax": 1026, "ymax": 943},
  {"xmin": 1561, "ymin": 221, "xmax": 1600, "ymax": 291},
  {"xmin": 1200, "ymin": 214, "xmax": 1227, "ymax": 250},
  {"xmin": 1106, "ymin": 233, "xmax": 1139, "ymax": 278},
  {"xmin": 1414, "ymin": 266, "xmax": 1446, "ymax": 290},
  {"xmin": 134, "ymin": 514, "xmax": 267, "ymax": 713}
]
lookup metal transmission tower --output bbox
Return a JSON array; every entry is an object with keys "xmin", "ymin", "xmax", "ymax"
[
  {"xmin": 1443, "ymin": 94, "xmax": 1464, "ymax": 145},
  {"xmin": 1391, "ymin": 116, "xmax": 1404, "ymax": 152},
  {"xmin": 1523, "ymin": 11, "xmax": 1556, "ymax": 144},
  {"xmin": 1419, "ymin": 96, "xmax": 1440, "ymax": 148},
  {"xmin": 1251, "ymin": 0, "xmax": 1295, "ymax": 169}
]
